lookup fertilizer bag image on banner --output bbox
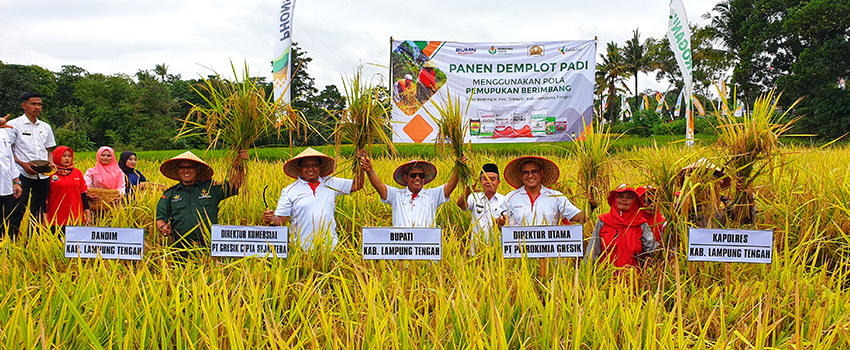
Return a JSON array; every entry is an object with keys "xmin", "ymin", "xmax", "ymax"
[{"xmin": 390, "ymin": 40, "xmax": 596, "ymax": 144}]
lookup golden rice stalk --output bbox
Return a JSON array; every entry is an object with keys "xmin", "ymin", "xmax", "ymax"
[
  {"xmin": 424, "ymin": 90, "xmax": 472, "ymax": 187},
  {"xmin": 335, "ymin": 66, "xmax": 397, "ymax": 173},
  {"xmin": 176, "ymin": 61, "xmax": 311, "ymax": 185},
  {"xmin": 571, "ymin": 118, "xmax": 618, "ymax": 209},
  {"xmin": 712, "ymin": 88, "xmax": 802, "ymax": 224}
]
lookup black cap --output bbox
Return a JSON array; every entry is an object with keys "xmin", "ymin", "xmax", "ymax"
[
  {"xmin": 21, "ymin": 92, "xmax": 41, "ymax": 102},
  {"xmin": 481, "ymin": 163, "xmax": 499, "ymax": 175}
]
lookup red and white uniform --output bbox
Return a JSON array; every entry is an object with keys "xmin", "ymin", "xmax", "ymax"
[
  {"xmin": 383, "ymin": 185, "xmax": 448, "ymax": 227},
  {"xmin": 501, "ymin": 186, "xmax": 581, "ymax": 226},
  {"xmin": 274, "ymin": 176, "xmax": 353, "ymax": 249}
]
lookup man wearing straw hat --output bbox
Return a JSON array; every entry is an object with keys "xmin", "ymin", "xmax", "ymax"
[
  {"xmin": 360, "ymin": 153, "xmax": 464, "ymax": 227},
  {"xmin": 156, "ymin": 150, "xmax": 248, "ymax": 248},
  {"xmin": 499, "ymin": 156, "xmax": 593, "ymax": 226},
  {"xmin": 676, "ymin": 157, "xmax": 754, "ymax": 228},
  {"xmin": 456, "ymin": 163, "xmax": 506, "ymax": 247},
  {"xmin": 262, "ymin": 148, "xmax": 364, "ymax": 250}
]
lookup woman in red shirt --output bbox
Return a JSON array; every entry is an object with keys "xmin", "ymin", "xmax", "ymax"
[
  {"xmin": 47, "ymin": 146, "xmax": 91, "ymax": 228},
  {"xmin": 587, "ymin": 185, "xmax": 656, "ymax": 268}
]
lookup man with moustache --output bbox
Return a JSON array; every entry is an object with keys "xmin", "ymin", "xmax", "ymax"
[
  {"xmin": 499, "ymin": 156, "xmax": 594, "ymax": 226},
  {"xmin": 456, "ymin": 163, "xmax": 506, "ymax": 248}
]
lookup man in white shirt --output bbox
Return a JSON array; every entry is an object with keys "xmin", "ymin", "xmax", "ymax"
[
  {"xmin": 263, "ymin": 148, "xmax": 364, "ymax": 250},
  {"xmin": 456, "ymin": 163, "xmax": 506, "ymax": 249},
  {"xmin": 499, "ymin": 156, "xmax": 594, "ymax": 226},
  {"xmin": 7, "ymin": 92, "xmax": 56, "ymax": 237},
  {"xmin": 0, "ymin": 115, "xmax": 23, "ymax": 239},
  {"xmin": 360, "ymin": 153, "xmax": 464, "ymax": 227}
]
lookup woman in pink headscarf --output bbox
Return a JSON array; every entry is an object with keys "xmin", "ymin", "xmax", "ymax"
[{"xmin": 84, "ymin": 146, "xmax": 125, "ymax": 205}]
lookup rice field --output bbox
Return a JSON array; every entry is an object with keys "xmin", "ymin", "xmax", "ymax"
[{"xmin": 1, "ymin": 143, "xmax": 849, "ymax": 349}]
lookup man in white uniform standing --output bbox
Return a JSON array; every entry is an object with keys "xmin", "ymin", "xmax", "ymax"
[
  {"xmin": 0, "ymin": 115, "xmax": 23, "ymax": 239},
  {"xmin": 7, "ymin": 92, "xmax": 56, "ymax": 237},
  {"xmin": 456, "ymin": 163, "xmax": 505, "ymax": 250},
  {"xmin": 263, "ymin": 148, "xmax": 364, "ymax": 250},
  {"xmin": 360, "ymin": 153, "xmax": 464, "ymax": 227},
  {"xmin": 500, "ymin": 156, "xmax": 594, "ymax": 226}
]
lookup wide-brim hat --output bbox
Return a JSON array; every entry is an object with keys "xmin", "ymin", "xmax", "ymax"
[
  {"xmin": 283, "ymin": 147, "xmax": 336, "ymax": 179},
  {"xmin": 31, "ymin": 160, "xmax": 54, "ymax": 174},
  {"xmin": 607, "ymin": 184, "xmax": 645, "ymax": 208},
  {"xmin": 393, "ymin": 160, "xmax": 437, "ymax": 186},
  {"xmin": 160, "ymin": 151, "xmax": 214, "ymax": 182},
  {"xmin": 677, "ymin": 158, "xmax": 731, "ymax": 189},
  {"xmin": 423, "ymin": 60, "xmax": 437, "ymax": 69},
  {"xmin": 504, "ymin": 156, "xmax": 560, "ymax": 189}
]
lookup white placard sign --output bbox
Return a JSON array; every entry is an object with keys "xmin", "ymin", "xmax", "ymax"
[
  {"xmin": 362, "ymin": 227, "xmax": 442, "ymax": 260},
  {"xmin": 210, "ymin": 225, "xmax": 289, "ymax": 258},
  {"xmin": 687, "ymin": 228, "xmax": 773, "ymax": 264},
  {"xmin": 502, "ymin": 225, "xmax": 583, "ymax": 258},
  {"xmin": 64, "ymin": 226, "xmax": 144, "ymax": 260}
]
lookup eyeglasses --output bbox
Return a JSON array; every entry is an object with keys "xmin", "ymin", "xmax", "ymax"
[
  {"xmin": 301, "ymin": 163, "xmax": 320, "ymax": 169},
  {"xmin": 408, "ymin": 172, "xmax": 426, "ymax": 179},
  {"xmin": 178, "ymin": 165, "xmax": 198, "ymax": 170},
  {"xmin": 521, "ymin": 169, "xmax": 539, "ymax": 177}
]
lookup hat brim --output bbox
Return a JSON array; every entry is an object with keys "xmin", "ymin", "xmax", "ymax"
[
  {"xmin": 504, "ymin": 156, "xmax": 560, "ymax": 189},
  {"xmin": 160, "ymin": 155, "xmax": 214, "ymax": 182},
  {"xmin": 607, "ymin": 186, "xmax": 645, "ymax": 208},
  {"xmin": 393, "ymin": 160, "xmax": 437, "ymax": 186},
  {"xmin": 283, "ymin": 155, "xmax": 336, "ymax": 179}
]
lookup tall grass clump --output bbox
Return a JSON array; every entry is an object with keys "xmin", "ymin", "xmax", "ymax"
[
  {"xmin": 712, "ymin": 88, "xmax": 802, "ymax": 224},
  {"xmin": 336, "ymin": 66, "xmax": 397, "ymax": 173},
  {"xmin": 425, "ymin": 91, "xmax": 472, "ymax": 187},
  {"xmin": 570, "ymin": 119, "xmax": 617, "ymax": 211}
]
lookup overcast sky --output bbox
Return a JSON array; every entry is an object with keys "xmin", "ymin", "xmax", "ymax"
[{"xmin": 1, "ymin": 0, "xmax": 721, "ymax": 94}]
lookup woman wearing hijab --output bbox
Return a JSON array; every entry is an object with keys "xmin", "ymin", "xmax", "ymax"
[
  {"xmin": 119, "ymin": 151, "xmax": 150, "ymax": 194},
  {"xmin": 587, "ymin": 185, "xmax": 656, "ymax": 268},
  {"xmin": 85, "ymin": 146, "xmax": 125, "ymax": 207},
  {"xmin": 47, "ymin": 146, "xmax": 91, "ymax": 228}
]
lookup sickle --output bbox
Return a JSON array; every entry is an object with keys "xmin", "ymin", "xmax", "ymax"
[{"xmin": 262, "ymin": 184, "xmax": 270, "ymax": 209}]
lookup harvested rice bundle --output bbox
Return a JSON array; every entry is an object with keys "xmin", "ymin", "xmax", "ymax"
[
  {"xmin": 336, "ymin": 66, "xmax": 397, "ymax": 173},
  {"xmin": 425, "ymin": 91, "xmax": 472, "ymax": 187},
  {"xmin": 571, "ymin": 119, "xmax": 617, "ymax": 212}
]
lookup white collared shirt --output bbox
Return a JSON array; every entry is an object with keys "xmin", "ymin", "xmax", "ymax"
[
  {"xmin": 501, "ymin": 185, "xmax": 581, "ymax": 226},
  {"xmin": 0, "ymin": 129, "xmax": 16, "ymax": 196},
  {"xmin": 7, "ymin": 115, "xmax": 56, "ymax": 180},
  {"xmin": 275, "ymin": 176, "xmax": 353, "ymax": 249},
  {"xmin": 466, "ymin": 191, "xmax": 506, "ymax": 239},
  {"xmin": 382, "ymin": 185, "xmax": 448, "ymax": 227}
]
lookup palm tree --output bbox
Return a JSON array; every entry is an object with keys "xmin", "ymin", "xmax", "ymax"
[
  {"xmin": 596, "ymin": 42, "xmax": 632, "ymax": 121},
  {"xmin": 154, "ymin": 63, "xmax": 169, "ymax": 82},
  {"xmin": 622, "ymin": 29, "xmax": 654, "ymax": 108}
]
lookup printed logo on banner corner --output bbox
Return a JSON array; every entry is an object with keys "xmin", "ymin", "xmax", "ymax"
[
  {"xmin": 489, "ymin": 46, "xmax": 514, "ymax": 55},
  {"xmin": 558, "ymin": 46, "xmax": 582, "ymax": 54},
  {"xmin": 456, "ymin": 47, "xmax": 476, "ymax": 55},
  {"xmin": 527, "ymin": 44, "xmax": 545, "ymax": 56}
]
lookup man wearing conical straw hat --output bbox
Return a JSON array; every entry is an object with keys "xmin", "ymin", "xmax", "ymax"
[
  {"xmin": 499, "ymin": 156, "xmax": 594, "ymax": 226},
  {"xmin": 360, "ymin": 152, "xmax": 465, "ymax": 227},
  {"xmin": 262, "ymin": 148, "xmax": 364, "ymax": 250},
  {"xmin": 156, "ymin": 150, "xmax": 248, "ymax": 249}
]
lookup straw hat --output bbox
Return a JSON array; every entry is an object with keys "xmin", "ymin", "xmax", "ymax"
[
  {"xmin": 677, "ymin": 158, "xmax": 731, "ymax": 189},
  {"xmin": 503, "ymin": 156, "xmax": 560, "ymax": 189},
  {"xmin": 393, "ymin": 160, "xmax": 437, "ymax": 186},
  {"xmin": 606, "ymin": 184, "xmax": 645, "ymax": 208},
  {"xmin": 283, "ymin": 147, "xmax": 335, "ymax": 179},
  {"xmin": 423, "ymin": 60, "xmax": 437, "ymax": 69},
  {"xmin": 159, "ymin": 151, "xmax": 214, "ymax": 182}
]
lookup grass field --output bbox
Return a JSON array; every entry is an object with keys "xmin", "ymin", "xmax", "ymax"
[{"xmin": 1, "ymin": 141, "xmax": 849, "ymax": 348}]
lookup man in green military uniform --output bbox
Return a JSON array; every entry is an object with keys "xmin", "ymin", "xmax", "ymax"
[{"xmin": 155, "ymin": 150, "xmax": 248, "ymax": 249}]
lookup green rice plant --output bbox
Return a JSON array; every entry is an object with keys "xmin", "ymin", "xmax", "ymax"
[
  {"xmin": 335, "ymin": 66, "xmax": 397, "ymax": 174},
  {"xmin": 424, "ymin": 90, "xmax": 473, "ymax": 187}
]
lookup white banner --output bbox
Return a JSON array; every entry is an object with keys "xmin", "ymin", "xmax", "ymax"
[
  {"xmin": 64, "ymin": 226, "xmax": 144, "ymax": 260},
  {"xmin": 666, "ymin": 0, "xmax": 694, "ymax": 145},
  {"xmin": 210, "ymin": 225, "xmax": 289, "ymax": 258},
  {"xmin": 501, "ymin": 225, "xmax": 584, "ymax": 258},
  {"xmin": 272, "ymin": 0, "xmax": 295, "ymax": 105},
  {"xmin": 362, "ymin": 227, "xmax": 442, "ymax": 260},
  {"xmin": 687, "ymin": 228, "xmax": 773, "ymax": 264},
  {"xmin": 390, "ymin": 40, "xmax": 596, "ymax": 143}
]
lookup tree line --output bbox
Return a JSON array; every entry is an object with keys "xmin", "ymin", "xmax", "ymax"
[
  {"xmin": 596, "ymin": 0, "xmax": 848, "ymax": 138},
  {"xmin": 0, "ymin": 45, "xmax": 345, "ymax": 151}
]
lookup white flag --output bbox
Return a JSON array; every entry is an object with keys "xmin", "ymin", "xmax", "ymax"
[
  {"xmin": 272, "ymin": 0, "xmax": 296, "ymax": 106},
  {"xmin": 667, "ymin": 0, "xmax": 694, "ymax": 146}
]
